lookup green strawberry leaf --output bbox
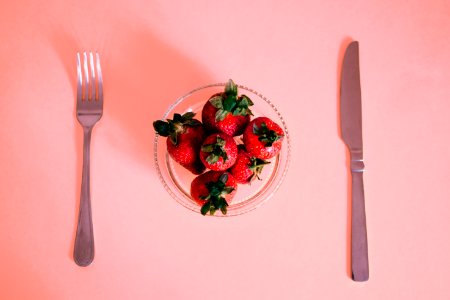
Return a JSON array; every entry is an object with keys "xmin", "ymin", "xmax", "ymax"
[
  {"xmin": 212, "ymin": 80, "xmax": 254, "ymax": 119},
  {"xmin": 212, "ymin": 196, "xmax": 220, "ymax": 209},
  {"xmin": 222, "ymin": 95, "xmax": 237, "ymax": 111},
  {"xmin": 205, "ymin": 151, "xmax": 227, "ymax": 164},
  {"xmin": 221, "ymin": 152, "xmax": 228, "ymax": 161},
  {"xmin": 153, "ymin": 120, "xmax": 171, "ymax": 137},
  {"xmin": 206, "ymin": 180, "xmax": 225, "ymax": 197},
  {"xmin": 249, "ymin": 158, "xmax": 270, "ymax": 180},
  {"xmin": 184, "ymin": 119, "xmax": 202, "ymax": 126},
  {"xmin": 232, "ymin": 107, "xmax": 243, "ymax": 116},
  {"xmin": 209, "ymin": 206, "xmax": 217, "ymax": 215},
  {"xmin": 201, "ymin": 144, "xmax": 215, "ymax": 152},
  {"xmin": 232, "ymin": 94, "xmax": 254, "ymax": 117},
  {"xmin": 225, "ymin": 79, "xmax": 238, "ymax": 97},
  {"xmin": 240, "ymin": 94, "xmax": 254, "ymax": 106},
  {"xmin": 258, "ymin": 135, "xmax": 281, "ymax": 147},
  {"xmin": 220, "ymin": 203, "xmax": 228, "ymax": 215},
  {"xmin": 181, "ymin": 111, "xmax": 195, "ymax": 121},
  {"xmin": 215, "ymin": 109, "xmax": 229, "ymax": 121},
  {"xmin": 261, "ymin": 122, "xmax": 268, "ymax": 131},
  {"xmin": 200, "ymin": 194, "xmax": 210, "ymax": 201},
  {"xmin": 216, "ymin": 201, "xmax": 224, "ymax": 210},
  {"xmin": 173, "ymin": 113, "xmax": 182, "ymax": 122},
  {"xmin": 199, "ymin": 173, "xmax": 233, "ymax": 216},
  {"xmin": 201, "ymin": 201, "xmax": 211, "ymax": 215},
  {"xmin": 209, "ymin": 96, "xmax": 223, "ymax": 109},
  {"xmin": 223, "ymin": 186, "xmax": 235, "ymax": 194},
  {"xmin": 203, "ymin": 136, "xmax": 229, "ymax": 165},
  {"xmin": 169, "ymin": 133, "xmax": 177, "ymax": 145},
  {"xmin": 253, "ymin": 122, "xmax": 283, "ymax": 147},
  {"xmin": 154, "ymin": 112, "xmax": 202, "ymax": 145},
  {"xmin": 216, "ymin": 136, "xmax": 226, "ymax": 147},
  {"xmin": 206, "ymin": 154, "xmax": 220, "ymax": 164}
]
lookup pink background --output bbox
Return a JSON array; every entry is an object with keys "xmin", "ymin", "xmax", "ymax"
[{"xmin": 1, "ymin": 0, "xmax": 450, "ymax": 299}]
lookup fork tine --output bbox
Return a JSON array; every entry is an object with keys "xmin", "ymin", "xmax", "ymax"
[
  {"xmin": 89, "ymin": 52, "xmax": 96, "ymax": 101},
  {"xmin": 76, "ymin": 53, "xmax": 83, "ymax": 104},
  {"xmin": 83, "ymin": 52, "xmax": 89, "ymax": 101},
  {"xmin": 96, "ymin": 52, "xmax": 103, "ymax": 102}
]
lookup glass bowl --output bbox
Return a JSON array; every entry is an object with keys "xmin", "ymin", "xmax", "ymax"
[{"xmin": 154, "ymin": 83, "xmax": 290, "ymax": 216}]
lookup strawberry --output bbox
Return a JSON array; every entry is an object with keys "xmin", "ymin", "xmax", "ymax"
[
  {"xmin": 200, "ymin": 133, "xmax": 238, "ymax": 171},
  {"xmin": 190, "ymin": 171, "xmax": 237, "ymax": 215},
  {"xmin": 153, "ymin": 112, "xmax": 206, "ymax": 174},
  {"xmin": 243, "ymin": 117, "xmax": 284, "ymax": 159},
  {"xmin": 202, "ymin": 79, "xmax": 254, "ymax": 136},
  {"xmin": 229, "ymin": 146, "xmax": 270, "ymax": 184}
]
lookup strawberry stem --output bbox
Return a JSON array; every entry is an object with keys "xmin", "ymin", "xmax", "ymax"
[
  {"xmin": 199, "ymin": 173, "xmax": 233, "ymax": 215},
  {"xmin": 253, "ymin": 122, "xmax": 283, "ymax": 147},
  {"xmin": 209, "ymin": 79, "xmax": 254, "ymax": 121},
  {"xmin": 248, "ymin": 158, "xmax": 270, "ymax": 181},
  {"xmin": 153, "ymin": 112, "xmax": 201, "ymax": 145},
  {"xmin": 201, "ymin": 136, "xmax": 229, "ymax": 165}
]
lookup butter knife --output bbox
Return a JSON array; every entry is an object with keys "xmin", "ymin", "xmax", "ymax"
[{"xmin": 340, "ymin": 41, "xmax": 369, "ymax": 282}]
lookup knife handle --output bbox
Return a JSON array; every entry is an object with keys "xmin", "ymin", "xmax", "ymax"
[{"xmin": 350, "ymin": 159, "xmax": 369, "ymax": 281}]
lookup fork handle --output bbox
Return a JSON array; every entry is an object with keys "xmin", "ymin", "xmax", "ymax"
[
  {"xmin": 74, "ymin": 127, "xmax": 95, "ymax": 267},
  {"xmin": 350, "ymin": 163, "xmax": 369, "ymax": 281}
]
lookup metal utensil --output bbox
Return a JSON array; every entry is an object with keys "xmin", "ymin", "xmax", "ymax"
[
  {"xmin": 340, "ymin": 41, "xmax": 369, "ymax": 281},
  {"xmin": 74, "ymin": 52, "xmax": 103, "ymax": 267}
]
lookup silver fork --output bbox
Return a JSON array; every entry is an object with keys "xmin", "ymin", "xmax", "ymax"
[{"xmin": 74, "ymin": 52, "xmax": 103, "ymax": 267}]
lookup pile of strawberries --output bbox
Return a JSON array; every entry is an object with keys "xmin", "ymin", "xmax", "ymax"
[{"xmin": 154, "ymin": 80, "xmax": 284, "ymax": 216}]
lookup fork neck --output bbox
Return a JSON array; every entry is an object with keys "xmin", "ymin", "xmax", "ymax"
[{"xmin": 82, "ymin": 127, "xmax": 93, "ymax": 142}]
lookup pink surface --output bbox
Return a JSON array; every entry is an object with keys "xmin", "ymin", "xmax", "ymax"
[{"xmin": 1, "ymin": 0, "xmax": 450, "ymax": 299}]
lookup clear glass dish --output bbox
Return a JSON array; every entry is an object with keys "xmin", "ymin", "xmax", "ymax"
[{"xmin": 154, "ymin": 83, "xmax": 290, "ymax": 216}]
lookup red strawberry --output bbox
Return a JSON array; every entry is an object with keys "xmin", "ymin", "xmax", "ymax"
[
  {"xmin": 202, "ymin": 79, "xmax": 254, "ymax": 136},
  {"xmin": 153, "ymin": 112, "xmax": 206, "ymax": 174},
  {"xmin": 200, "ymin": 133, "xmax": 238, "ymax": 171},
  {"xmin": 243, "ymin": 117, "xmax": 284, "ymax": 159},
  {"xmin": 190, "ymin": 171, "xmax": 237, "ymax": 215},
  {"xmin": 229, "ymin": 146, "xmax": 270, "ymax": 184}
]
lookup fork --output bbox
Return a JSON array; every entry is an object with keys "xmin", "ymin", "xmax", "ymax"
[{"xmin": 74, "ymin": 52, "xmax": 103, "ymax": 267}]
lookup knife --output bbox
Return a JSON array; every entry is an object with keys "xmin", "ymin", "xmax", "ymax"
[{"xmin": 340, "ymin": 41, "xmax": 369, "ymax": 282}]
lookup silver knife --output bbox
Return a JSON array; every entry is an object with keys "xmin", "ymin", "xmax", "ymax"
[{"xmin": 340, "ymin": 41, "xmax": 369, "ymax": 282}]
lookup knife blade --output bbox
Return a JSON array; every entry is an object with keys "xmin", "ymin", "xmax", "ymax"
[{"xmin": 340, "ymin": 41, "xmax": 369, "ymax": 282}]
